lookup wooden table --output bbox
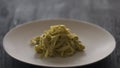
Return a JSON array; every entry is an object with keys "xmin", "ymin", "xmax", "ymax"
[{"xmin": 0, "ymin": 0, "xmax": 119, "ymax": 68}]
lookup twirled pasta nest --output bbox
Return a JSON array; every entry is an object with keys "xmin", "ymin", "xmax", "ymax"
[{"xmin": 31, "ymin": 25, "xmax": 85, "ymax": 58}]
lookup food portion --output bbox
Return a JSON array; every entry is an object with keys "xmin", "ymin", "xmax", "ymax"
[{"xmin": 31, "ymin": 25, "xmax": 85, "ymax": 58}]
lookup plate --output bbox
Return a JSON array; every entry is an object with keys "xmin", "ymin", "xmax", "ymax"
[{"xmin": 3, "ymin": 19, "xmax": 116, "ymax": 67}]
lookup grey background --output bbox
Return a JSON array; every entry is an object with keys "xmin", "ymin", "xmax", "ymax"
[{"xmin": 0, "ymin": 0, "xmax": 120, "ymax": 68}]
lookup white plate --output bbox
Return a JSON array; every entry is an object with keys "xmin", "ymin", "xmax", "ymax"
[{"xmin": 3, "ymin": 19, "xmax": 116, "ymax": 67}]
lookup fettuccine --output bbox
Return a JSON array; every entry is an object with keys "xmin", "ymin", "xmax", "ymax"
[{"xmin": 31, "ymin": 25, "xmax": 85, "ymax": 58}]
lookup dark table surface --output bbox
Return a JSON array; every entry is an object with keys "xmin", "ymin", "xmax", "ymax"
[{"xmin": 0, "ymin": 0, "xmax": 120, "ymax": 68}]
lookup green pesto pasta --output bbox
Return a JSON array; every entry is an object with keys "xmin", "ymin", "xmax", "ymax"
[{"xmin": 31, "ymin": 25, "xmax": 85, "ymax": 58}]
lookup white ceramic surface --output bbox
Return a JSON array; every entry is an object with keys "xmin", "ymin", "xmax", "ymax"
[{"xmin": 3, "ymin": 19, "xmax": 116, "ymax": 67}]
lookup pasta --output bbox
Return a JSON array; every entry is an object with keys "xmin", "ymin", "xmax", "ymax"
[{"xmin": 31, "ymin": 25, "xmax": 85, "ymax": 58}]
